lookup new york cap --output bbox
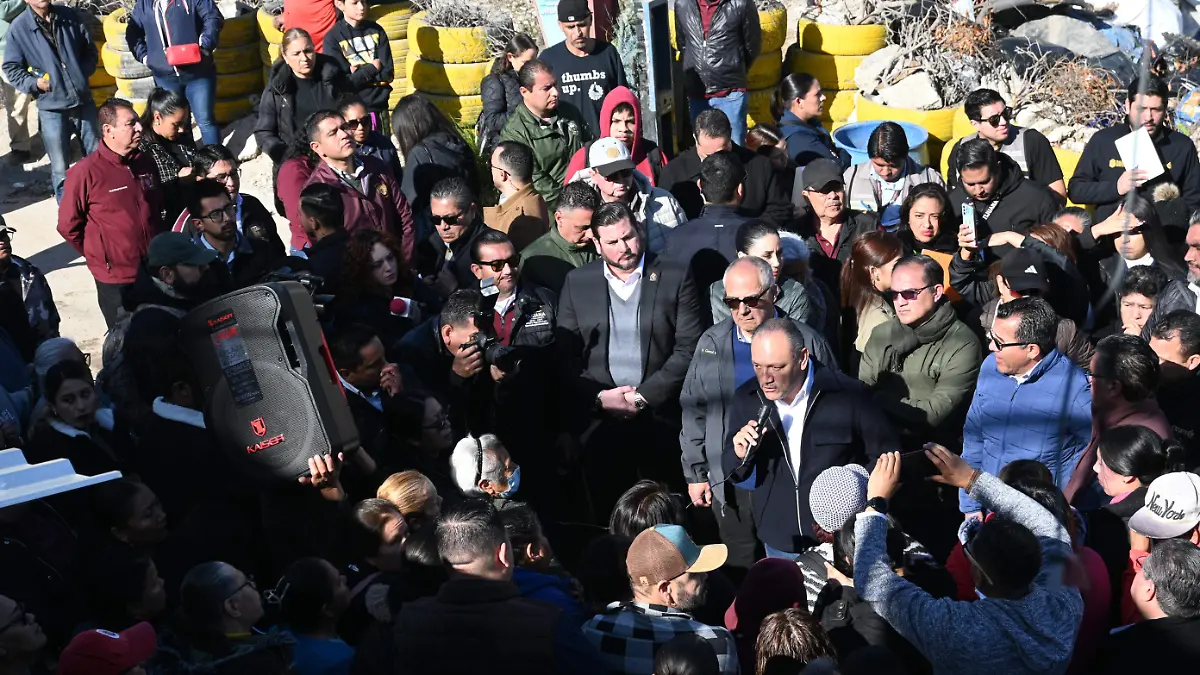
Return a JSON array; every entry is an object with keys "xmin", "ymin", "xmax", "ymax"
[
  {"xmin": 1129, "ymin": 472, "xmax": 1200, "ymax": 539},
  {"xmin": 626, "ymin": 524, "xmax": 727, "ymax": 587}
]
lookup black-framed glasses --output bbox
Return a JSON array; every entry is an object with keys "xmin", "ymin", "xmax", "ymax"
[
  {"xmin": 201, "ymin": 204, "xmax": 237, "ymax": 222},
  {"xmin": 225, "ymin": 576, "xmax": 257, "ymax": 601},
  {"xmin": 978, "ymin": 107, "xmax": 1012, "ymax": 128},
  {"xmin": 722, "ymin": 286, "xmax": 770, "ymax": 310},
  {"xmin": 475, "ymin": 254, "xmax": 520, "ymax": 272},
  {"xmin": 988, "ymin": 331, "xmax": 1031, "ymax": 350},
  {"xmin": 431, "ymin": 212, "xmax": 466, "ymax": 226},
  {"xmin": 887, "ymin": 285, "xmax": 931, "ymax": 302},
  {"xmin": 0, "ymin": 603, "xmax": 29, "ymax": 634},
  {"xmin": 210, "ymin": 169, "xmax": 241, "ymax": 183}
]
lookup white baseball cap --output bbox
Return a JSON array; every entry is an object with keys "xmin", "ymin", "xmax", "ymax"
[
  {"xmin": 588, "ymin": 137, "xmax": 635, "ymax": 177},
  {"xmin": 1129, "ymin": 472, "xmax": 1200, "ymax": 539}
]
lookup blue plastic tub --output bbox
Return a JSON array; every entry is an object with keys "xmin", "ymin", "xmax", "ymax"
[{"xmin": 833, "ymin": 120, "xmax": 930, "ymax": 167}]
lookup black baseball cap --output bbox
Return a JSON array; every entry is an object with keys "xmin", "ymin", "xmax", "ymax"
[
  {"xmin": 1000, "ymin": 248, "xmax": 1049, "ymax": 294},
  {"xmin": 148, "ymin": 232, "xmax": 219, "ymax": 268},
  {"xmin": 801, "ymin": 159, "xmax": 845, "ymax": 192},
  {"xmin": 558, "ymin": 0, "xmax": 591, "ymax": 22}
]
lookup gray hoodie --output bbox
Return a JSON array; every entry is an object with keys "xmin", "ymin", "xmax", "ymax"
[{"xmin": 854, "ymin": 473, "xmax": 1084, "ymax": 675}]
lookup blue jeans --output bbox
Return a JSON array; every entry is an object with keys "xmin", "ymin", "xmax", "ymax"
[
  {"xmin": 764, "ymin": 544, "xmax": 802, "ymax": 561},
  {"xmin": 39, "ymin": 99, "xmax": 99, "ymax": 203},
  {"xmin": 155, "ymin": 70, "xmax": 220, "ymax": 145},
  {"xmin": 689, "ymin": 91, "xmax": 748, "ymax": 146}
]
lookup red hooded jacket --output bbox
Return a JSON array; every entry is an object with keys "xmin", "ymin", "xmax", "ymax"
[{"xmin": 563, "ymin": 86, "xmax": 667, "ymax": 186}]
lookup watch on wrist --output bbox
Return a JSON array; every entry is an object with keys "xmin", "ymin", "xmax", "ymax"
[
  {"xmin": 633, "ymin": 392, "xmax": 648, "ymax": 410},
  {"xmin": 866, "ymin": 497, "xmax": 889, "ymax": 514}
]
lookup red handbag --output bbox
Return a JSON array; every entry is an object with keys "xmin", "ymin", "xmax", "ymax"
[{"xmin": 164, "ymin": 43, "xmax": 202, "ymax": 67}]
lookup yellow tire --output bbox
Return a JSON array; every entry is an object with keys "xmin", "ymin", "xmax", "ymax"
[
  {"xmin": 407, "ymin": 58, "xmax": 489, "ymax": 96},
  {"xmin": 857, "ymin": 96, "xmax": 957, "ymax": 165},
  {"xmin": 796, "ymin": 19, "xmax": 887, "ymax": 56},
  {"xmin": 759, "ymin": 6, "xmax": 788, "ymax": 53},
  {"xmin": 409, "ymin": 12, "xmax": 490, "ymax": 65},
  {"xmin": 952, "ymin": 107, "xmax": 975, "ymax": 138},
  {"xmin": 214, "ymin": 96, "xmax": 255, "ymax": 124},
  {"xmin": 218, "ymin": 11, "xmax": 258, "ymax": 48},
  {"xmin": 102, "ymin": 9, "xmax": 130, "ymax": 52},
  {"xmin": 422, "ymin": 91, "xmax": 482, "ymax": 125},
  {"xmin": 258, "ymin": 8, "xmax": 283, "ymax": 44},
  {"xmin": 747, "ymin": 87, "xmax": 777, "ymax": 128},
  {"xmin": 89, "ymin": 51, "xmax": 116, "ymax": 87},
  {"xmin": 115, "ymin": 75, "xmax": 155, "ymax": 99},
  {"xmin": 128, "ymin": 97, "xmax": 148, "ymax": 115},
  {"xmin": 390, "ymin": 38, "xmax": 409, "ymax": 63},
  {"xmin": 216, "ymin": 69, "xmax": 264, "ymax": 98},
  {"xmin": 101, "ymin": 44, "xmax": 151, "ymax": 79},
  {"xmin": 260, "ymin": 41, "xmax": 282, "ymax": 66},
  {"xmin": 820, "ymin": 89, "xmax": 856, "ymax": 125},
  {"xmin": 370, "ymin": 3, "xmax": 414, "ymax": 39},
  {"xmin": 214, "ymin": 43, "xmax": 259, "ymax": 75},
  {"xmin": 786, "ymin": 46, "xmax": 863, "ymax": 91},
  {"xmin": 92, "ymin": 85, "xmax": 117, "ymax": 108},
  {"xmin": 746, "ymin": 49, "xmax": 782, "ymax": 91},
  {"xmin": 1054, "ymin": 146, "xmax": 1086, "ymax": 206}
]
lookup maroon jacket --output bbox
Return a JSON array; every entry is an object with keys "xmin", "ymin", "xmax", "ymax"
[
  {"xmin": 58, "ymin": 142, "xmax": 165, "ymax": 284},
  {"xmin": 304, "ymin": 156, "xmax": 415, "ymax": 264},
  {"xmin": 1065, "ymin": 398, "xmax": 1174, "ymax": 504}
]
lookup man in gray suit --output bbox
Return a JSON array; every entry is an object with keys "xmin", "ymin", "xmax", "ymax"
[{"xmin": 680, "ymin": 256, "xmax": 836, "ymax": 573}]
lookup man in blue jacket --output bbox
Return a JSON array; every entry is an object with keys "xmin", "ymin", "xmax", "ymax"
[
  {"xmin": 1, "ymin": 0, "xmax": 98, "ymax": 201},
  {"xmin": 961, "ymin": 296, "xmax": 1091, "ymax": 518}
]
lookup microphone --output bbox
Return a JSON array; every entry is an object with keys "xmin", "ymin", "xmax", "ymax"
[
  {"xmin": 389, "ymin": 296, "xmax": 413, "ymax": 317},
  {"xmin": 747, "ymin": 403, "xmax": 772, "ymax": 452}
]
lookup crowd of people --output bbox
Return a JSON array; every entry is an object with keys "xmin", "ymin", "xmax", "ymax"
[{"xmin": 4, "ymin": 0, "xmax": 1200, "ymax": 672}]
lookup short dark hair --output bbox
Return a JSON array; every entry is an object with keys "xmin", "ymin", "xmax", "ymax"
[
  {"xmin": 517, "ymin": 58, "xmax": 554, "ymax": 90},
  {"xmin": 191, "ymin": 144, "xmax": 236, "ymax": 176},
  {"xmin": 186, "ymin": 179, "xmax": 231, "ymax": 218},
  {"xmin": 299, "ymin": 182, "xmax": 345, "ymax": 230},
  {"xmin": 867, "ymin": 122, "xmax": 909, "ymax": 164},
  {"xmin": 735, "ymin": 221, "xmax": 779, "ymax": 255},
  {"xmin": 970, "ymin": 516, "xmax": 1042, "ymax": 595},
  {"xmin": 589, "ymin": 201, "xmax": 636, "ymax": 237},
  {"xmin": 1143, "ymin": 539, "xmax": 1200, "ymax": 618},
  {"xmin": 995, "ymin": 296, "xmax": 1058, "ymax": 356},
  {"xmin": 305, "ymin": 109, "xmax": 343, "ymax": 143},
  {"xmin": 611, "ymin": 101, "xmax": 636, "ymax": 120},
  {"xmin": 430, "ymin": 176, "xmax": 475, "ymax": 211},
  {"xmin": 498, "ymin": 502, "xmax": 544, "ymax": 564},
  {"xmin": 436, "ymin": 498, "xmax": 508, "ymax": 566},
  {"xmin": 698, "ymin": 150, "xmax": 745, "ymax": 205},
  {"xmin": 654, "ymin": 634, "xmax": 720, "ymax": 675},
  {"xmin": 1118, "ymin": 265, "xmax": 1168, "ymax": 301},
  {"xmin": 755, "ymin": 608, "xmax": 837, "ymax": 674},
  {"xmin": 494, "ymin": 140, "xmax": 534, "ymax": 183},
  {"xmin": 608, "ymin": 480, "xmax": 687, "ymax": 539},
  {"xmin": 335, "ymin": 93, "xmax": 368, "ymax": 116},
  {"xmin": 1128, "ymin": 76, "xmax": 1170, "ymax": 103},
  {"xmin": 98, "ymin": 97, "xmax": 136, "ymax": 129},
  {"xmin": 1151, "ymin": 310, "xmax": 1200, "ymax": 357},
  {"xmin": 1094, "ymin": 334, "xmax": 1161, "ymax": 402},
  {"xmin": 956, "ymin": 138, "xmax": 998, "ymax": 173},
  {"xmin": 274, "ymin": 557, "xmax": 338, "ymax": 634},
  {"xmin": 693, "ymin": 108, "xmax": 731, "ymax": 141},
  {"xmin": 964, "ymin": 88, "xmax": 1005, "ymax": 121},
  {"xmin": 556, "ymin": 181, "xmax": 600, "ymax": 214},
  {"xmin": 346, "ymin": 498, "xmax": 403, "ymax": 561},
  {"xmin": 893, "ymin": 254, "xmax": 945, "ymax": 287},
  {"xmin": 328, "ymin": 323, "xmax": 378, "ymax": 372},
  {"xmin": 441, "ymin": 289, "xmax": 483, "ymax": 330},
  {"xmin": 471, "ymin": 229, "xmax": 513, "ymax": 263}
]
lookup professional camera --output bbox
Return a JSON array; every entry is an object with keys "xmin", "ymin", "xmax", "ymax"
[
  {"xmin": 468, "ymin": 331, "xmax": 521, "ymax": 373},
  {"xmin": 266, "ymin": 269, "xmax": 334, "ymax": 318}
]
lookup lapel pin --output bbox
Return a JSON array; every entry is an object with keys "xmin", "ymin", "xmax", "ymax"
[{"xmin": 649, "ymin": 272, "xmax": 658, "ymax": 282}]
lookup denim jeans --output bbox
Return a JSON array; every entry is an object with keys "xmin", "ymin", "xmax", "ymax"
[
  {"xmin": 764, "ymin": 543, "xmax": 802, "ymax": 562},
  {"xmin": 155, "ymin": 69, "xmax": 220, "ymax": 145},
  {"xmin": 689, "ymin": 90, "xmax": 748, "ymax": 146},
  {"xmin": 39, "ymin": 99, "xmax": 99, "ymax": 203}
]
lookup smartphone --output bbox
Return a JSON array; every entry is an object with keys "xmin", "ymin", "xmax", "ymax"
[
  {"xmin": 960, "ymin": 201, "xmax": 977, "ymax": 247},
  {"xmin": 480, "ymin": 277, "xmax": 499, "ymax": 297},
  {"xmin": 900, "ymin": 450, "xmax": 939, "ymax": 482}
]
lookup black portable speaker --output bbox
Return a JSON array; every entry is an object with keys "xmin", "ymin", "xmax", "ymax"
[{"xmin": 178, "ymin": 282, "xmax": 359, "ymax": 481}]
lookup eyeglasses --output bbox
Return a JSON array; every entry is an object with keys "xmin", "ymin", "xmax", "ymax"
[
  {"xmin": 201, "ymin": 204, "xmax": 237, "ymax": 222},
  {"xmin": 225, "ymin": 576, "xmax": 257, "ymax": 601},
  {"xmin": 475, "ymin": 254, "xmax": 520, "ymax": 272},
  {"xmin": 988, "ymin": 331, "xmax": 1031, "ymax": 350},
  {"xmin": 431, "ymin": 212, "xmax": 467, "ymax": 226},
  {"xmin": 976, "ymin": 107, "xmax": 1012, "ymax": 128},
  {"xmin": 210, "ymin": 169, "xmax": 240, "ymax": 183},
  {"xmin": 722, "ymin": 286, "xmax": 771, "ymax": 310},
  {"xmin": 0, "ymin": 603, "xmax": 29, "ymax": 634},
  {"xmin": 887, "ymin": 285, "xmax": 931, "ymax": 302},
  {"xmin": 343, "ymin": 118, "xmax": 371, "ymax": 130}
]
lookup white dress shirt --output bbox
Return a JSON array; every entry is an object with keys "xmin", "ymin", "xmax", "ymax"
[
  {"xmin": 603, "ymin": 255, "xmax": 645, "ymax": 302},
  {"xmin": 338, "ymin": 375, "xmax": 383, "ymax": 412},
  {"xmin": 773, "ymin": 366, "xmax": 815, "ymax": 481}
]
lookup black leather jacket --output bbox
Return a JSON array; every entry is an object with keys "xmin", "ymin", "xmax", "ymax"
[{"xmin": 673, "ymin": 0, "xmax": 761, "ymax": 97}]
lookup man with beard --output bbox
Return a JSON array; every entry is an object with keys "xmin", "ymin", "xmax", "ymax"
[
  {"xmin": 538, "ymin": 0, "xmax": 627, "ymax": 138},
  {"xmin": 556, "ymin": 202, "xmax": 704, "ymax": 519},
  {"xmin": 0, "ymin": 221, "xmax": 58, "ymax": 361},
  {"xmin": 1070, "ymin": 76, "xmax": 1200, "ymax": 225},
  {"xmin": 122, "ymin": 232, "xmax": 227, "ymax": 314},
  {"xmin": 582, "ymin": 524, "xmax": 739, "ymax": 675},
  {"xmin": 186, "ymin": 179, "xmax": 287, "ymax": 289}
]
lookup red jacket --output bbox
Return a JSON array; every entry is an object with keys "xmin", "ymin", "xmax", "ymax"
[
  {"xmin": 563, "ymin": 86, "xmax": 667, "ymax": 186},
  {"xmin": 57, "ymin": 143, "xmax": 165, "ymax": 284},
  {"xmin": 304, "ymin": 156, "xmax": 415, "ymax": 263}
]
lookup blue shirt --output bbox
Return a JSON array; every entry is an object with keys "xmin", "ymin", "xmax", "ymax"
[
  {"xmin": 288, "ymin": 633, "xmax": 355, "ymax": 675},
  {"xmin": 731, "ymin": 328, "xmax": 755, "ymax": 389}
]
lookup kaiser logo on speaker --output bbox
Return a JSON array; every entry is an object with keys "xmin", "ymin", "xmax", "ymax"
[{"xmin": 251, "ymin": 417, "xmax": 267, "ymax": 437}]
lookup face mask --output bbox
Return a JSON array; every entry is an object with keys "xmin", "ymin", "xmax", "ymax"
[{"xmin": 498, "ymin": 465, "xmax": 521, "ymax": 499}]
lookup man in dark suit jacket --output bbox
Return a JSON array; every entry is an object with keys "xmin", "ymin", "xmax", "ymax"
[
  {"xmin": 663, "ymin": 150, "xmax": 753, "ymax": 294},
  {"xmin": 556, "ymin": 201, "xmax": 704, "ymax": 518},
  {"xmin": 726, "ymin": 318, "xmax": 895, "ymax": 556}
]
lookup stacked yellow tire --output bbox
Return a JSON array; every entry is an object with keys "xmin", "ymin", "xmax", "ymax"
[
  {"xmin": 213, "ymin": 11, "xmax": 262, "ymax": 125},
  {"xmin": 402, "ymin": 11, "xmax": 487, "ymax": 127},
  {"xmin": 369, "ymin": 3, "xmax": 413, "ymax": 113},
  {"xmin": 786, "ymin": 19, "xmax": 886, "ymax": 129},
  {"xmin": 86, "ymin": 15, "xmax": 116, "ymax": 109},
  {"xmin": 100, "ymin": 9, "xmax": 150, "ymax": 114},
  {"xmin": 745, "ymin": 6, "xmax": 787, "ymax": 128},
  {"xmin": 258, "ymin": 9, "xmax": 283, "ymax": 88}
]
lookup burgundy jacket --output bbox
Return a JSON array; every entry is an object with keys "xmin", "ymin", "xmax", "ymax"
[
  {"xmin": 57, "ymin": 142, "xmax": 165, "ymax": 284},
  {"xmin": 1065, "ymin": 399, "xmax": 1173, "ymax": 504},
  {"xmin": 304, "ymin": 156, "xmax": 415, "ymax": 263},
  {"xmin": 277, "ymin": 157, "xmax": 314, "ymax": 252}
]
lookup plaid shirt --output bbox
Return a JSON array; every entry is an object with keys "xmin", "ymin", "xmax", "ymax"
[{"xmin": 582, "ymin": 601, "xmax": 739, "ymax": 675}]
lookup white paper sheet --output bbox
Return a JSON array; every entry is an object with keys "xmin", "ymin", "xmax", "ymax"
[{"xmin": 1114, "ymin": 127, "xmax": 1165, "ymax": 183}]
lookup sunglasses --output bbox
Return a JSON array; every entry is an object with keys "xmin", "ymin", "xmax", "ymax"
[
  {"xmin": 344, "ymin": 118, "xmax": 371, "ymax": 130},
  {"xmin": 475, "ymin": 254, "xmax": 520, "ymax": 272},
  {"xmin": 887, "ymin": 285, "xmax": 930, "ymax": 302},
  {"xmin": 976, "ymin": 107, "xmax": 1012, "ymax": 128},
  {"xmin": 987, "ymin": 331, "xmax": 1031, "ymax": 350},
  {"xmin": 431, "ymin": 212, "xmax": 466, "ymax": 226},
  {"xmin": 722, "ymin": 286, "xmax": 770, "ymax": 310}
]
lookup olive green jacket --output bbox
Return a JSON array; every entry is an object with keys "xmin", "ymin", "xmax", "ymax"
[{"xmin": 499, "ymin": 101, "xmax": 590, "ymax": 209}]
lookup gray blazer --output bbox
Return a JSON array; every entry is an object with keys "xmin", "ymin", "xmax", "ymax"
[{"xmin": 679, "ymin": 316, "xmax": 837, "ymax": 504}]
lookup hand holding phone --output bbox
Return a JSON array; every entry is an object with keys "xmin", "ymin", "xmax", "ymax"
[{"xmin": 960, "ymin": 202, "xmax": 977, "ymax": 248}]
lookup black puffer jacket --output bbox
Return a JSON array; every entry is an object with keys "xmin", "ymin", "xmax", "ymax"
[
  {"xmin": 254, "ymin": 56, "xmax": 351, "ymax": 164},
  {"xmin": 401, "ymin": 130, "xmax": 481, "ymax": 226},
  {"xmin": 478, "ymin": 69, "xmax": 522, "ymax": 156},
  {"xmin": 673, "ymin": 0, "xmax": 761, "ymax": 97}
]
